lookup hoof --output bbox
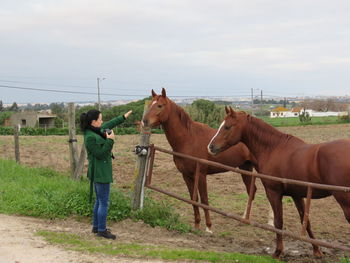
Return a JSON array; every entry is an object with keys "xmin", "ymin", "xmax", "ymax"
[
  {"xmin": 314, "ymin": 249, "xmax": 323, "ymax": 258},
  {"xmin": 272, "ymin": 250, "xmax": 282, "ymax": 259},
  {"xmin": 205, "ymin": 227, "xmax": 213, "ymax": 234}
]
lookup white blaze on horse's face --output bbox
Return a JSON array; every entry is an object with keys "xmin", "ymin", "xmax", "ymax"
[{"xmin": 207, "ymin": 120, "xmax": 225, "ymax": 154}]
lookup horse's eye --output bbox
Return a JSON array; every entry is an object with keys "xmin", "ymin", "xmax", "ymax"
[
  {"xmin": 157, "ymin": 105, "xmax": 162, "ymax": 108},
  {"xmin": 224, "ymin": 126, "xmax": 230, "ymax": 130}
]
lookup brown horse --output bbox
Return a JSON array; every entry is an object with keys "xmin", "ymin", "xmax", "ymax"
[
  {"xmin": 142, "ymin": 88, "xmax": 257, "ymax": 233},
  {"xmin": 208, "ymin": 106, "xmax": 350, "ymax": 258}
]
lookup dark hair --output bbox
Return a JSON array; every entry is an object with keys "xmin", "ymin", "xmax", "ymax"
[{"xmin": 80, "ymin": 109, "xmax": 101, "ymax": 132}]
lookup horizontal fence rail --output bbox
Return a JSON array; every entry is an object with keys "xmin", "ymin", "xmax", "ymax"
[
  {"xmin": 153, "ymin": 145, "xmax": 350, "ymax": 193},
  {"xmin": 145, "ymin": 144, "xmax": 350, "ymax": 252}
]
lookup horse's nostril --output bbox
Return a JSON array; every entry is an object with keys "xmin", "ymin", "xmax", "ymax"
[
  {"xmin": 209, "ymin": 144, "xmax": 214, "ymax": 151},
  {"xmin": 143, "ymin": 119, "xmax": 149, "ymax": 127}
]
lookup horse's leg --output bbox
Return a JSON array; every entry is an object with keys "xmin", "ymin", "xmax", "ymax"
[
  {"xmin": 198, "ymin": 173, "xmax": 212, "ymax": 233},
  {"xmin": 265, "ymin": 190, "xmax": 284, "ymax": 259},
  {"xmin": 332, "ymin": 192, "xmax": 350, "ymax": 223},
  {"xmin": 239, "ymin": 161, "xmax": 256, "ymax": 218},
  {"xmin": 292, "ymin": 196, "xmax": 323, "ymax": 257},
  {"xmin": 182, "ymin": 174, "xmax": 201, "ymax": 230}
]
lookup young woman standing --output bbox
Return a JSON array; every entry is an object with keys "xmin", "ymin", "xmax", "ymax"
[{"xmin": 80, "ymin": 109, "xmax": 132, "ymax": 239}]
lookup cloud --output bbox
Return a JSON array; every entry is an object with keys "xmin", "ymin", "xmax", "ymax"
[{"xmin": 1, "ymin": 0, "xmax": 350, "ymax": 102}]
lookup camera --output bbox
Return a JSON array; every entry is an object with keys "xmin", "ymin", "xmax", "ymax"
[{"xmin": 103, "ymin": 128, "xmax": 112, "ymax": 135}]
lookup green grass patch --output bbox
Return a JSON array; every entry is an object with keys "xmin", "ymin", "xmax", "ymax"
[
  {"xmin": 0, "ymin": 159, "xmax": 190, "ymax": 232},
  {"xmin": 259, "ymin": 116, "xmax": 349, "ymax": 127},
  {"xmin": 37, "ymin": 230, "xmax": 281, "ymax": 263},
  {"xmin": 133, "ymin": 197, "xmax": 192, "ymax": 233},
  {"xmin": 341, "ymin": 257, "xmax": 350, "ymax": 263}
]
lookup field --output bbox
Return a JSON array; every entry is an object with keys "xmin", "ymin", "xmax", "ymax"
[
  {"xmin": 260, "ymin": 116, "xmax": 348, "ymax": 127},
  {"xmin": 1, "ymin": 123, "xmax": 350, "ymax": 262}
]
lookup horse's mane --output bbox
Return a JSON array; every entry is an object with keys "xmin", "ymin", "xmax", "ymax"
[
  {"xmin": 170, "ymin": 100, "xmax": 194, "ymax": 130},
  {"xmin": 244, "ymin": 113, "xmax": 301, "ymax": 149}
]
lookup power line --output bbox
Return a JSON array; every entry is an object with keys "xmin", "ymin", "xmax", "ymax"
[
  {"xmin": 0, "ymin": 79, "xmax": 163, "ymax": 92},
  {"xmin": 0, "ymin": 79, "xmax": 96, "ymax": 90},
  {"xmin": 0, "ymin": 84, "xmax": 149, "ymax": 97},
  {"xmin": 0, "ymin": 84, "xmax": 254, "ymax": 98},
  {"xmin": 2, "ymin": 83, "xmax": 322, "ymax": 100}
]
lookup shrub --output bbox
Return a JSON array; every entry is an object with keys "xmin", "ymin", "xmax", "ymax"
[
  {"xmin": 299, "ymin": 110, "xmax": 311, "ymax": 124},
  {"xmin": 133, "ymin": 197, "xmax": 191, "ymax": 233}
]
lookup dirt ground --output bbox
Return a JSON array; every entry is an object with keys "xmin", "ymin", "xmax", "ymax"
[
  {"xmin": 0, "ymin": 123, "xmax": 350, "ymax": 262},
  {"xmin": 0, "ymin": 214, "xmax": 167, "ymax": 263}
]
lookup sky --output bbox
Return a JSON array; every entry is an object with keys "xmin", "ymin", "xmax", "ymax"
[{"xmin": 1, "ymin": 0, "xmax": 350, "ymax": 104}]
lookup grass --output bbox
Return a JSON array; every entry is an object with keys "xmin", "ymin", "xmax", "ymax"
[
  {"xmin": 37, "ymin": 230, "xmax": 281, "ymax": 263},
  {"xmin": 0, "ymin": 159, "xmax": 190, "ymax": 232},
  {"xmin": 259, "ymin": 116, "xmax": 348, "ymax": 127}
]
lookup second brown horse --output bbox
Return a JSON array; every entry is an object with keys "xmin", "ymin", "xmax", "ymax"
[
  {"xmin": 208, "ymin": 106, "xmax": 350, "ymax": 258},
  {"xmin": 142, "ymin": 88, "xmax": 257, "ymax": 232}
]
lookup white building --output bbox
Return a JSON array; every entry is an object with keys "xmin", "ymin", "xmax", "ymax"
[{"xmin": 270, "ymin": 107, "xmax": 348, "ymax": 118}]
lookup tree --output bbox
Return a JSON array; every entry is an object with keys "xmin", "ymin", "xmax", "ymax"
[
  {"xmin": 0, "ymin": 100, "xmax": 3, "ymax": 112},
  {"xmin": 192, "ymin": 99, "xmax": 215, "ymax": 117},
  {"xmin": 50, "ymin": 103, "xmax": 65, "ymax": 115},
  {"xmin": 299, "ymin": 109, "xmax": 311, "ymax": 123},
  {"xmin": 301, "ymin": 98, "xmax": 348, "ymax": 112},
  {"xmin": 9, "ymin": 102, "xmax": 19, "ymax": 112},
  {"xmin": 186, "ymin": 99, "xmax": 224, "ymax": 128}
]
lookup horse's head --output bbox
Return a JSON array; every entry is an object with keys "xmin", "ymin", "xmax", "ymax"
[
  {"xmin": 208, "ymin": 106, "xmax": 244, "ymax": 155},
  {"xmin": 142, "ymin": 88, "xmax": 170, "ymax": 128}
]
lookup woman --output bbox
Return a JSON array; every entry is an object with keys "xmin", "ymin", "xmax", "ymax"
[{"xmin": 80, "ymin": 109, "xmax": 132, "ymax": 239}]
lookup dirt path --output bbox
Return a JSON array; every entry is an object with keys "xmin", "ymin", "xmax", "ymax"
[{"xmin": 0, "ymin": 214, "xmax": 165, "ymax": 263}]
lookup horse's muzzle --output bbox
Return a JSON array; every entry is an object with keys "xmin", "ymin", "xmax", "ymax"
[
  {"xmin": 208, "ymin": 144, "xmax": 220, "ymax": 155},
  {"xmin": 142, "ymin": 119, "xmax": 149, "ymax": 127}
]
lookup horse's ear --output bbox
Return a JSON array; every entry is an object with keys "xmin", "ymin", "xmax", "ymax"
[
  {"xmin": 229, "ymin": 106, "xmax": 237, "ymax": 117},
  {"xmin": 161, "ymin": 87, "xmax": 167, "ymax": 98},
  {"xmin": 151, "ymin": 89, "xmax": 157, "ymax": 97},
  {"xmin": 225, "ymin": 106, "xmax": 230, "ymax": 114}
]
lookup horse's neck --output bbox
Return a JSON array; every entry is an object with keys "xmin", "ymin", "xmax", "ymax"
[
  {"xmin": 242, "ymin": 116, "xmax": 302, "ymax": 160},
  {"xmin": 162, "ymin": 104, "xmax": 193, "ymax": 151}
]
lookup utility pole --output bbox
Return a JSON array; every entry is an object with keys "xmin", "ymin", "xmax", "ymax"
[
  {"xmin": 260, "ymin": 89, "xmax": 263, "ymax": 115},
  {"xmin": 251, "ymin": 88, "xmax": 254, "ymax": 116},
  {"xmin": 97, "ymin": 78, "xmax": 101, "ymax": 111},
  {"xmin": 97, "ymin": 77, "xmax": 106, "ymax": 111}
]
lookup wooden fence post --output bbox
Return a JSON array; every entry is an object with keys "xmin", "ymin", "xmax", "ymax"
[
  {"xmin": 68, "ymin": 102, "xmax": 79, "ymax": 178},
  {"xmin": 132, "ymin": 100, "xmax": 151, "ymax": 210},
  {"xmin": 73, "ymin": 145, "xmax": 86, "ymax": 180},
  {"xmin": 14, "ymin": 124, "xmax": 20, "ymax": 164}
]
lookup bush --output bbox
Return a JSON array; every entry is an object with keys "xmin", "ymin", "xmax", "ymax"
[
  {"xmin": 299, "ymin": 110, "xmax": 311, "ymax": 124},
  {"xmin": 0, "ymin": 126, "xmax": 13, "ymax": 135},
  {"xmin": 0, "ymin": 111, "xmax": 12, "ymax": 125},
  {"xmin": 339, "ymin": 113, "xmax": 350, "ymax": 122},
  {"xmin": 133, "ymin": 197, "xmax": 192, "ymax": 233},
  {"xmin": 0, "ymin": 126, "xmax": 164, "ymax": 136}
]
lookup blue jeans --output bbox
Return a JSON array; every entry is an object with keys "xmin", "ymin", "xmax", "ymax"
[{"xmin": 93, "ymin": 182, "xmax": 110, "ymax": 232}]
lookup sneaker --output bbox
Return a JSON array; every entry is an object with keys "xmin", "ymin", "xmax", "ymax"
[
  {"xmin": 92, "ymin": 227, "xmax": 111, "ymax": 234},
  {"xmin": 97, "ymin": 229, "xmax": 117, "ymax": 240}
]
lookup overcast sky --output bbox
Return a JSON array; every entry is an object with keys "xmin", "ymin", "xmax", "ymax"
[{"xmin": 1, "ymin": 0, "xmax": 350, "ymax": 103}]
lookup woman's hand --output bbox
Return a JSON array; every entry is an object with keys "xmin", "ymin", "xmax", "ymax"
[
  {"xmin": 124, "ymin": 110, "xmax": 133, "ymax": 119},
  {"xmin": 106, "ymin": 129, "xmax": 115, "ymax": 140}
]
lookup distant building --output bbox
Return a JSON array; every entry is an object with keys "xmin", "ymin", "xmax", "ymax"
[
  {"xmin": 9, "ymin": 112, "xmax": 57, "ymax": 128},
  {"xmin": 270, "ymin": 107, "xmax": 347, "ymax": 118},
  {"xmin": 270, "ymin": 107, "xmax": 289, "ymax": 118}
]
